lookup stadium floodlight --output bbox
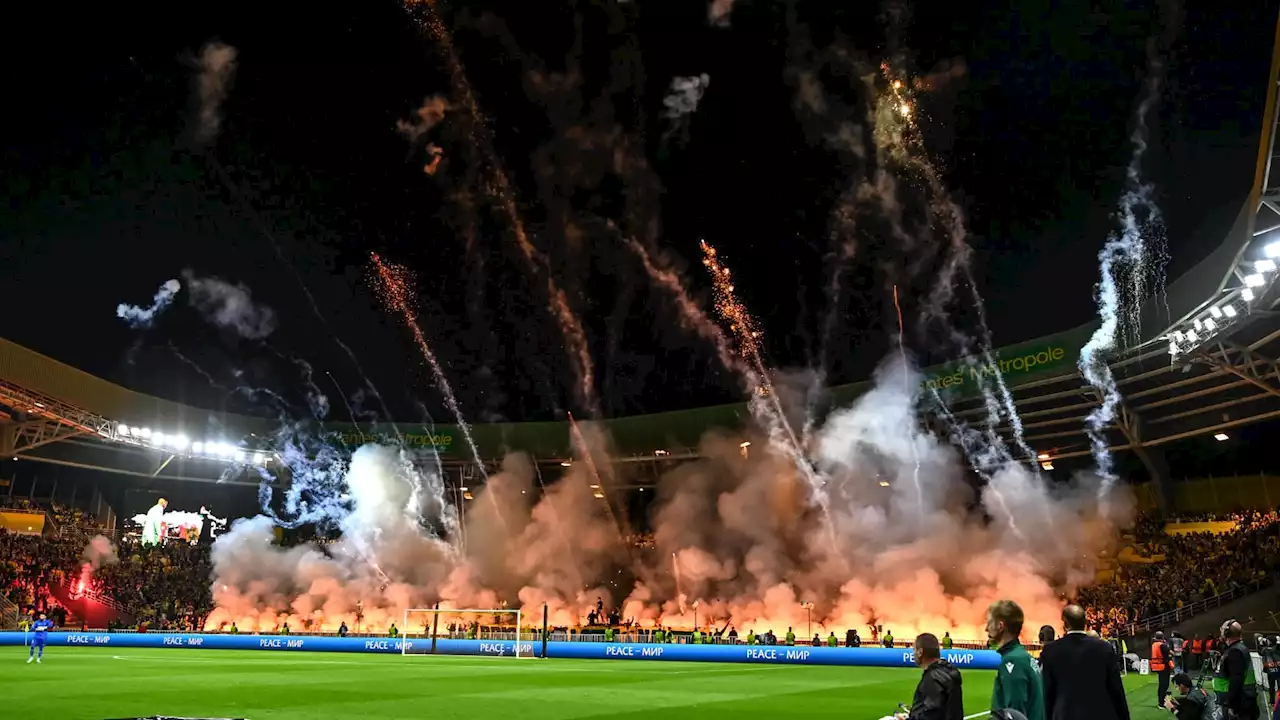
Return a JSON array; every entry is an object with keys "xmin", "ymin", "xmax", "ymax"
[
  {"xmin": 137, "ymin": 427, "xmax": 152, "ymax": 438},
  {"xmin": 560, "ymin": 461, "xmax": 571, "ymax": 467},
  {"xmin": 1173, "ymin": 330, "xmax": 1186, "ymax": 343},
  {"xmin": 739, "ymin": 441, "xmax": 751, "ymax": 448},
  {"xmin": 1243, "ymin": 287, "xmax": 1256, "ymax": 302},
  {"xmin": 118, "ymin": 424, "xmax": 131, "ymax": 437},
  {"xmin": 1245, "ymin": 274, "xmax": 1265, "ymax": 287},
  {"xmin": 1266, "ymin": 242, "xmax": 1280, "ymax": 258},
  {"xmin": 1041, "ymin": 461, "xmax": 1054, "ymax": 471},
  {"xmin": 1209, "ymin": 306, "xmax": 1224, "ymax": 319},
  {"xmin": 171, "ymin": 435, "xmax": 190, "ymax": 450},
  {"xmin": 878, "ymin": 480, "xmax": 890, "ymax": 487},
  {"xmin": 402, "ymin": 608, "xmax": 529, "ymax": 658},
  {"xmin": 1258, "ymin": 259, "xmax": 1278, "ymax": 273},
  {"xmin": 1205, "ymin": 319, "xmax": 1217, "ymax": 332},
  {"xmin": 1214, "ymin": 433, "xmax": 1229, "ymax": 442},
  {"xmin": 1193, "ymin": 318, "xmax": 1204, "ymax": 331},
  {"xmin": 1168, "ymin": 340, "xmax": 1178, "ymax": 356},
  {"xmin": 1187, "ymin": 330, "xmax": 1199, "ymax": 343},
  {"xmin": 1223, "ymin": 304, "xmax": 1238, "ymax": 318}
]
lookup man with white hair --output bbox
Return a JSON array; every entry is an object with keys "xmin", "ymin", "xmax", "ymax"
[{"xmin": 142, "ymin": 498, "xmax": 168, "ymax": 546}]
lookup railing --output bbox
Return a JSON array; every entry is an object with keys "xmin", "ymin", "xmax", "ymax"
[
  {"xmin": 57, "ymin": 524, "xmax": 121, "ymax": 543},
  {"xmin": 0, "ymin": 594, "xmax": 19, "ymax": 630},
  {"xmin": 56, "ymin": 577, "xmax": 133, "ymax": 615},
  {"xmin": 1128, "ymin": 576, "xmax": 1275, "ymax": 635}
]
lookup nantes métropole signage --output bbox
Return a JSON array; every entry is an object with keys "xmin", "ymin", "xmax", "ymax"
[
  {"xmin": 922, "ymin": 344, "xmax": 1070, "ymax": 395},
  {"xmin": 329, "ymin": 430, "xmax": 456, "ymax": 452}
]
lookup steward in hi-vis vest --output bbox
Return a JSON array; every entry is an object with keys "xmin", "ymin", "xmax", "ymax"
[
  {"xmin": 1213, "ymin": 631, "xmax": 1259, "ymax": 720},
  {"xmin": 1152, "ymin": 632, "xmax": 1174, "ymax": 708}
]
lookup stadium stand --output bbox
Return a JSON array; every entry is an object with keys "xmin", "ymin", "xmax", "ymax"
[{"xmin": 4, "ymin": 498, "xmax": 1280, "ymax": 643}]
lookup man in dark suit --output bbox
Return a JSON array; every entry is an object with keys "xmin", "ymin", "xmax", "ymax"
[{"xmin": 1040, "ymin": 604, "xmax": 1130, "ymax": 720}]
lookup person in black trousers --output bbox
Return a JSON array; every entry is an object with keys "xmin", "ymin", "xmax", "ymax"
[{"xmin": 1040, "ymin": 605, "xmax": 1131, "ymax": 720}]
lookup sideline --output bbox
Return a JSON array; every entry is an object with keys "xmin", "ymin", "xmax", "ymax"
[{"xmin": 102, "ymin": 653, "xmax": 768, "ymax": 675}]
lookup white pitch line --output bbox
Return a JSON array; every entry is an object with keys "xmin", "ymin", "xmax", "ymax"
[{"xmin": 964, "ymin": 712, "xmax": 991, "ymax": 719}]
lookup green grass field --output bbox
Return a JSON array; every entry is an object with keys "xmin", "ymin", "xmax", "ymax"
[{"xmin": 4, "ymin": 648, "xmax": 1170, "ymax": 719}]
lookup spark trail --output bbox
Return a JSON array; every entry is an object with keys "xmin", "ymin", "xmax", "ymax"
[
  {"xmin": 872, "ymin": 65, "xmax": 1039, "ymax": 474},
  {"xmin": 369, "ymin": 252, "xmax": 490, "ymax": 485},
  {"xmin": 206, "ymin": 159, "xmax": 401, "ymax": 436},
  {"xmin": 696, "ymin": 240, "xmax": 839, "ymax": 550},
  {"xmin": 1078, "ymin": 41, "xmax": 1167, "ymax": 494},
  {"xmin": 404, "ymin": 0, "xmax": 598, "ymax": 416},
  {"xmin": 892, "ymin": 285, "xmax": 925, "ymax": 517}
]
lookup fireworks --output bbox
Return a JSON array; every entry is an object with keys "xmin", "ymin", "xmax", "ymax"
[
  {"xmin": 403, "ymin": 0, "xmax": 598, "ymax": 416},
  {"xmin": 368, "ymin": 253, "xmax": 500, "ymax": 531},
  {"xmin": 1078, "ymin": 41, "xmax": 1168, "ymax": 495},
  {"xmin": 700, "ymin": 240, "xmax": 762, "ymax": 363},
  {"xmin": 367, "ymin": 252, "xmax": 465, "ymax": 431}
]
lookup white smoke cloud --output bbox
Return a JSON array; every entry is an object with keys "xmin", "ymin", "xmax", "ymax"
[
  {"xmin": 182, "ymin": 270, "xmax": 276, "ymax": 340},
  {"xmin": 194, "ymin": 41, "xmax": 239, "ymax": 146},
  {"xmin": 117, "ymin": 279, "xmax": 181, "ymax": 328},
  {"xmin": 662, "ymin": 74, "xmax": 711, "ymax": 120},
  {"xmin": 207, "ymin": 356, "xmax": 1122, "ymax": 640},
  {"xmin": 82, "ymin": 535, "xmax": 119, "ymax": 571}
]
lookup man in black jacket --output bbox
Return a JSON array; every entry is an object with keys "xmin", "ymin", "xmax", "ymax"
[
  {"xmin": 899, "ymin": 633, "xmax": 964, "ymax": 720},
  {"xmin": 1215, "ymin": 621, "xmax": 1260, "ymax": 720},
  {"xmin": 1040, "ymin": 605, "xmax": 1130, "ymax": 720}
]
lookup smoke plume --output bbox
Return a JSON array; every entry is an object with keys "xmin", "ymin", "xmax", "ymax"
[
  {"xmin": 396, "ymin": 96, "xmax": 452, "ymax": 144},
  {"xmin": 82, "ymin": 535, "xmax": 119, "ymax": 570},
  {"xmin": 207, "ymin": 357, "xmax": 1121, "ymax": 639},
  {"xmin": 709, "ymin": 0, "xmax": 736, "ymax": 27},
  {"xmin": 117, "ymin": 279, "xmax": 181, "ymax": 328},
  {"xmin": 182, "ymin": 270, "xmax": 277, "ymax": 340},
  {"xmin": 193, "ymin": 41, "xmax": 239, "ymax": 147}
]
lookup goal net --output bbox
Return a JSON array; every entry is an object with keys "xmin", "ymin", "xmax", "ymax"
[{"xmin": 402, "ymin": 608, "xmax": 532, "ymax": 658}]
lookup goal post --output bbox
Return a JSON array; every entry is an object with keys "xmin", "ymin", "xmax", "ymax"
[{"xmin": 402, "ymin": 608, "xmax": 531, "ymax": 658}]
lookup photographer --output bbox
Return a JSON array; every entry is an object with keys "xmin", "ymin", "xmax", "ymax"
[
  {"xmin": 1261, "ymin": 637, "xmax": 1280, "ymax": 707},
  {"xmin": 1165, "ymin": 672, "xmax": 1220, "ymax": 720}
]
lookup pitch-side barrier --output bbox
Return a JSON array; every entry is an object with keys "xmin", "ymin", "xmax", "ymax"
[{"xmin": 0, "ymin": 632, "xmax": 1000, "ymax": 669}]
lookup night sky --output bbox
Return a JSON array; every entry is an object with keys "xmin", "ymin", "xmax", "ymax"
[{"xmin": 3, "ymin": 0, "xmax": 1277, "ymax": 432}]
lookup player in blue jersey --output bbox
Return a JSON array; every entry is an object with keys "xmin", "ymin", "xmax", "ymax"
[{"xmin": 27, "ymin": 613, "xmax": 55, "ymax": 664}]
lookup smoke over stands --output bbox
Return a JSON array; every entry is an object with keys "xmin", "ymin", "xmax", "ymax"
[{"xmin": 204, "ymin": 359, "xmax": 1124, "ymax": 638}]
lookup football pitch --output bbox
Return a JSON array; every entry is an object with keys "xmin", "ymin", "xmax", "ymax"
[{"xmin": 5, "ymin": 648, "xmax": 1167, "ymax": 720}]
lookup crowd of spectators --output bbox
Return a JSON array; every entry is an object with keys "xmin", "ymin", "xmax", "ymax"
[
  {"xmin": 7, "ymin": 499, "xmax": 1280, "ymax": 637},
  {"xmin": 93, "ymin": 541, "xmax": 213, "ymax": 629},
  {"xmin": 0, "ymin": 502, "xmax": 213, "ymax": 630},
  {"xmin": 1078, "ymin": 510, "xmax": 1280, "ymax": 635}
]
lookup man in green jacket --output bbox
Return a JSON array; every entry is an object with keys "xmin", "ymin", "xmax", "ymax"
[{"xmin": 986, "ymin": 600, "xmax": 1045, "ymax": 720}]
